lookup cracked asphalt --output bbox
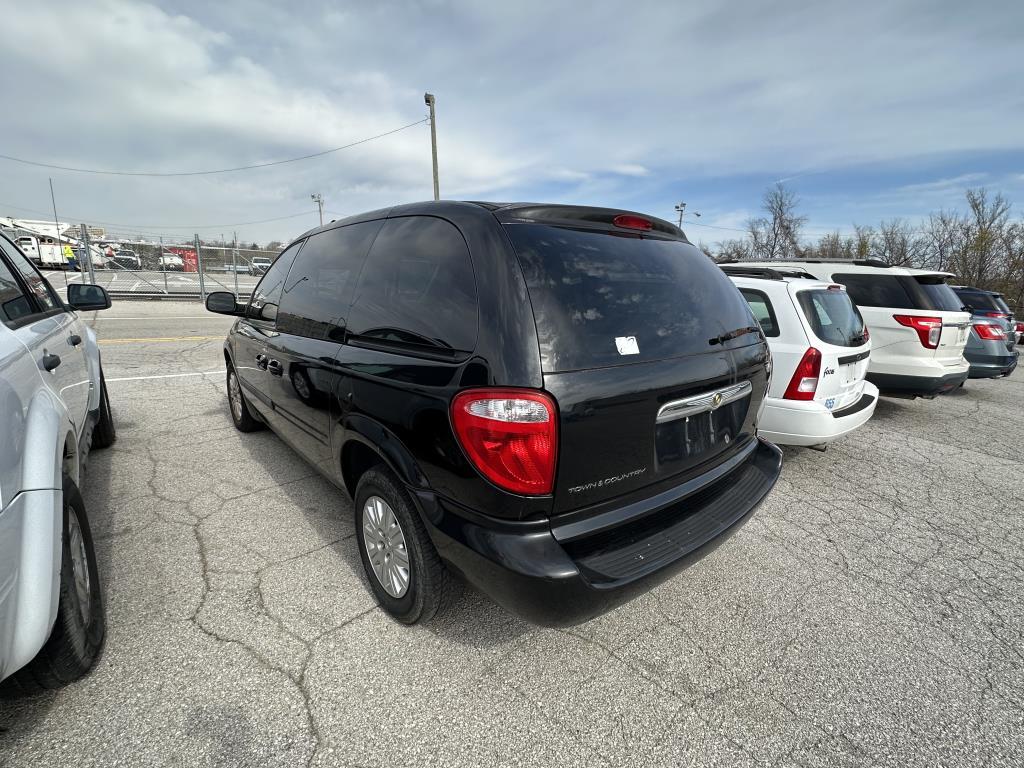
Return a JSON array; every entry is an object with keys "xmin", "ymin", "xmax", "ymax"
[{"xmin": 1, "ymin": 300, "xmax": 1022, "ymax": 767}]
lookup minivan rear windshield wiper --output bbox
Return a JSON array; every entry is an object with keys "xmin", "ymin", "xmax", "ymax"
[{"xmin": 708, "ymin": 326, "xmax": 760, "ymax": 346}]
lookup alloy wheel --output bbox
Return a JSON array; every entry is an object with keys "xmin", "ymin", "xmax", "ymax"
[{"xmin": 361, "ymin": 496, "xmax": 411, "ymax": 598}]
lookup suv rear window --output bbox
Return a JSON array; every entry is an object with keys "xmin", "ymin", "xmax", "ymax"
[
  {"xmin": 832, "ymin": 273, "xmax": 915, "ymax": 309},
  {"xmin": 796, "ymin": 289, "xmax": 867, "ymax": 347},
  {"xmin": 504, "ymin": 224, "xmax": 758, "ymax": 371},
  {"xmin": 914, "ymin": 276, "xmax": 963, "ymax": 312}
]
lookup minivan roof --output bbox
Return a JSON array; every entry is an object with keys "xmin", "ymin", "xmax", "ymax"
[{"xmin": 292, "ymin": 200, "xmax": 688, "ymax": 244}]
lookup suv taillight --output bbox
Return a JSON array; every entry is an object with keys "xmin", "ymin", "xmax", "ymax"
[
  {"xmin": 783, "ymin": 348, "xmax": 821, "ymax": 401},
  {"xmin": 974, "ymin": 323, "xmax": 1006, "ymax": 341},
  {"xmin": 1016, "ymin": 321, "xmax": 1024, "ymax": 333},
  {"xmin": 450, "ymin": 389, "xmax": 558, "ymax": 496},
  {"xmin": 981, "ymin": 311, "xmax": 1010, "ymax": 320},
  {"xmin": 893, "ymin": 315, "xmax": 942, "ymax": 349}
]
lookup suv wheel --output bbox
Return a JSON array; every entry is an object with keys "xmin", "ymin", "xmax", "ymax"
[
  {"xmin": 91, "ymin": 370, "xmax": 116, "ymax": 449},
  {"xmin": 227, "ymin": 363, "xmax": 262, "ymax": 432},
  {"xmin": 2, "ymin": 476, "xmax": 105, "ymax": 695},
  {"xmin": 354, "ymin": 468, "xmax": 460, "ymax": 623}
]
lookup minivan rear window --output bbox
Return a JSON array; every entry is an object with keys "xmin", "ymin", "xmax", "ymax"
[
  {"xmin": 914, "ymin": 276, "xmax": 963, "ymax": 312},
  {"xmin": 504, "ymin": 224, "xmax": 759, "ymax": 372},
  {"xmin": 796, "ymin": 289, "xmax": 866, "ymax": 347}
]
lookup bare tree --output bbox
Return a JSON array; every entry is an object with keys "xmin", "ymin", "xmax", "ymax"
[
  {"xmin": 874, "ymin": 219, "xmax": 927, "ymax": 266},
  {"xmin": 747, "ymin": 183, "xmax": 806, "ymax": 260}
]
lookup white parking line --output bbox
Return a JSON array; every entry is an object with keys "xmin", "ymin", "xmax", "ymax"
[
  {"xmin": 98, "ymin": 316, "xmax": 214, "ymax": 320},
  {"xmin": 106, "ymin": 370, "xmax": 223, "ymax": 382}
]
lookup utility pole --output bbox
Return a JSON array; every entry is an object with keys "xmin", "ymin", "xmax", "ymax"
[
  {"xmin": 424, "ymin": 92, "xmax": 439, "ymax": 200},
  {"xmin": 311, "ymin": 193, "xmax": 324, "ymax": 226},
  {"xmin": 79, "ymin": 224, "xmax": 96, "ymax": 286},
  {"xmin": 49, "ymin": 178, "xmax": 69, "ymax": 287},
  {"xmin": 674, "ymin": 201, "xmax": 701, "ymax": 228}
]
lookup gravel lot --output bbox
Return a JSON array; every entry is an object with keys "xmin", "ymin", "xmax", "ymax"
[{"xmin": 1, "ymin": 300, "xmax": 1022, "ymax": 767}]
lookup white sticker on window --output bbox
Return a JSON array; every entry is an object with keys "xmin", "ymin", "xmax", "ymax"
[{"xmin": 615, "ymin": 336, "xmax": 640, "ymax": 355}]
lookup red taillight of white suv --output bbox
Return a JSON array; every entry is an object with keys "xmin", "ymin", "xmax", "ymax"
[
  {"xmin": 893, "ymin": 315, "xmax": 942, "ymax": 349},
  {"xmin": 974, "ymin": 323, "xmax": 1006, "ymax": 341},
  {"xmin": 451, "ymin": 389, "xmax": 558, "ymax": 495},
  {"xmin": 783, "ymin": 348, "xmax": 822, "ymax": 401}
]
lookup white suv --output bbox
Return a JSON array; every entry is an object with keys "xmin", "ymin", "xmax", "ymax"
[
  {"xmin": 732, "ymin": 260, "xmax": 971, "ymax": 397},
  {"xmin": 0, "ymin": 233, "xmax": 115, "ymax": 692},
  {"xmin": 724, "ymin": 265, "xmax": 878, "ymax": 448}
]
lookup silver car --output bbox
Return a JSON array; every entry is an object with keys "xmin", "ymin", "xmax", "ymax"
[{"xmin": 0, "ymin": 233, "xmax": 115, "ymax": 692}]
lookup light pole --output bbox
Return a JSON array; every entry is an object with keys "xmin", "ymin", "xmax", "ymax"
[
  {"xmin": 311, "ymin": 193, "xmax": 324, "ymax": 226},
  {"xmin": 674, "ymin": 202, "xmax": 701, "ymax": 228},
  {"xmin": 424, "ymin": 92, "xmax": 439, "ymax": 200}
]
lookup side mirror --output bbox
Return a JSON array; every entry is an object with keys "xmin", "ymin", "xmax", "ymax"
[
  {"xmin": 206, "ymin": 291, "xmax": 243, "ymax": 316},
  {"xmin": 67, "ymin": 283, "xmax": 111, "ymax": 311}
]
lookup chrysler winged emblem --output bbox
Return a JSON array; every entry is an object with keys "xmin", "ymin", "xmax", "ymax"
[{"xmin": 711, "ymin": 392, "xmax": 724, "ymax": 410}]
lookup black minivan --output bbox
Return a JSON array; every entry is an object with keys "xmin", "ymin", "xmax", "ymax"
[{"xmin": 206, "ymin": 202, "xmax": 782, "ymax": 626}]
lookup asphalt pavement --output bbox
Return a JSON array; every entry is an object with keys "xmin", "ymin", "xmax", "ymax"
[{"xmin": 1, "ymin": 299, "xmax": 1022, "ymax": 767}]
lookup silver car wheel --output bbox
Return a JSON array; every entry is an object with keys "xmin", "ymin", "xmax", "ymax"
[
  {"xmin": 362, "ymin": 496, "xmax": 411, "ymax": 598},
  {"xmin": 67, "ymin": 506, "xmax": 92, "ymax": 625},
  {"xmin": 228, "ymin": 371, "xmax": 243, "ymax": 421}
]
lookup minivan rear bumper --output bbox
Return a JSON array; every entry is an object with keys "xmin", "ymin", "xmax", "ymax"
[{"xmin": 415, "ymin": 438, "xmax": 782, "ymax": 627}]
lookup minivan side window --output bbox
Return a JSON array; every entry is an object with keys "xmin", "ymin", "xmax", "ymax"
[
  {"xmin": 739, "ymin": 289, "xmax": 779, "ymax": 337},
  {"xmin": 247, "ymin": 240, "xmax": 303, "ymax": 323},
  {"xmin": 346, "ymin": 216, "xmax": 478, "ymax": 353},
  {"xmin": 832, "ymin": 273, "xmax": 915, "ymax": 309},
  {"xmin": 0, "ymin": 237, "xmax": 61, "ymax": 314},
  {"xmin": 276, "ymin": 221, "xmax": 383, "ymax": 341},
  {"xmin": 0, "ymin": 256, "xmax": 33, "ymax": 327}
]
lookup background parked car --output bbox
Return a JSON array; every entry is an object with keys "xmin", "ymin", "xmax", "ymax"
[
  {"xmin": 112, "ymin": 250, "xmax": 142, "ymax": 269},
  {"xmin": 724, "ymin": 265, "xmax": 878, "ymax": 449},
  {"xmin": 951, "ymin": 286, "xmax": 1019, "ymax": 377},
  {"xmin": 158, "ymin": 253, "xmax": 184, "ymax": 271},
  {"xmin": 730, "ymin": 259, "xmax": 971, "ymax": 398},
  {"xmin": 250, "ymin": 256, "xmax": 272, "ymax": 275},
  {"xmin": 0, "ymin": 233, "xmax": 115, "ymax": 692}
]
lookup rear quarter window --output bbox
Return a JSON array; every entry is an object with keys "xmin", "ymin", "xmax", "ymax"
[
  {"xmin": 739, "ymin": 289, "xmax": 780, "ymax": 338},
  {"xmin": 346, "ymin": 216, "xmax": 478, "ymax": 353},
  {"xmin": 504, "ymin": 224, "xmax": 759, "ymax": 372},
  {"xmin": 914, "ymin": 277, "xmax": 963, "ymax": 312}
]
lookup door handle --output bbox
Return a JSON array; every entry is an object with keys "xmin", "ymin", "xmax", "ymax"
[
  {"xmin": 42, "ymin": 353, "xmax": 62, "ymax": 372},
  {"xmin": 266, "ymin": 359, "xmax": 283, "ymax": 376},
  {"xmin": 68, "ymin": 334, "xmax": 82, "ymax": 347},
  {"xmin": 256, "ymin": 353, "xmax": 268, "ymax": 370}
]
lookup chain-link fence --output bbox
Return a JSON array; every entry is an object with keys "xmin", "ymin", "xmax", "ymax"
[{"xmin": 19, "ymin": 229, "xmax": 282, "ymax": 300}]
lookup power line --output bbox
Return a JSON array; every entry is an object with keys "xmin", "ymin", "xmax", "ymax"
[
  {"xmin": 0, "ymin": 202, "xmax": 315, "ymax": 234},
  {"xmin": 0, "ymin": 118, "xmax": 428, "ymax": 177}
]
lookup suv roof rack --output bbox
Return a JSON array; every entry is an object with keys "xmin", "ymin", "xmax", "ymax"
[
  {"xmin": 719, "ymin": 258, "xmax": 891, "ymax": 268},
  {"xmin": 719, "ymin": 265, "xmax": 817, "ymax": 281}
]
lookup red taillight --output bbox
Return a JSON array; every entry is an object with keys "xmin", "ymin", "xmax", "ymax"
[
  {"xmin": 1016, "ymin": 321, "xmax": 1024, "ymax": 333},
  {"xmin": 862, "ymin": 325, "xmax": 870, "ymax": 341},
  {"xmin": 981, "ymin": 311, "xmax": 1010, "ymax": 319},
  {"xmin": 974, "ymin": 323, "xmax": 1006, "ymax": 341},
  {"xmin": 450, "ymin": 389, "xmax": 557, "ymax": 496},
  {"xmin": 893, "ymin": 314, "xmax": 942, "ymax": 349},
  {"xmin": 612, "ymin": 214, "xmax": 653, "ymax": 231},
  {"xmin": 783, "ymin": 348, "xmax": 822, "ymax": 401}
]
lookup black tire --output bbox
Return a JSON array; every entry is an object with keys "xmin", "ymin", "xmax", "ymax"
[
  {"xmin": 2, "ymin": 476, "xmax": 105, "ymax": 696},
  {"xmin": 227, "ymin": 363, "xmax": 263, "ymax": 432},
  {"xmin": 354, "ymin": 467, "xmax": 460, "ymax": 624},
  {"xmin": 91, "ymin": 371, "xmax": 116, "ymax": 449}
]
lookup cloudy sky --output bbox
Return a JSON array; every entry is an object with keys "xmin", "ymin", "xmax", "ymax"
[{"xmin": 2, "ymin": 0, "xmax": 1022, "ymax": 246}]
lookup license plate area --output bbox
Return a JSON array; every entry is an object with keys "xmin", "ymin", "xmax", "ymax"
[{"xmin": 655, "ymin": 399, "xmax": 748, "ymax": 469}]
